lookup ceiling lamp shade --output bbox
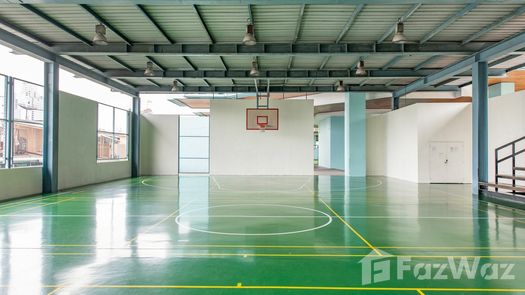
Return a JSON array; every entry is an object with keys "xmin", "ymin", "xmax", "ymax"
[
  {"xmin": 336, "ymin": 81, "xmax": 345, "ymax": 92},
  {"xmin": 356, "ymin": 60, "xmax": 367, "ymax": 76},
  {"xmin": 242, "ymin": 23, "xmax": 256, "ymax": 46},
  {"xmin": 249, "ymin": 60, "xmax": 259, "ymax": 77},
  {"xmin": 144, "ymin": 61, "xmax": 154, "ymax": 76},
  {"xmin": 392, "ymin": 20, "xmax": 408, "ymax": 44},
  {"xmin": 171, "ymin": 80, "xmax": 180, "ymax": 92},
  {"xmin": 93, "ymin": 23, "xmax": 108, "ymax": 45}
]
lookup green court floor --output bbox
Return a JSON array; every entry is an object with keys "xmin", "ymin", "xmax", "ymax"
[{"xmin": 1, "ymin": 175, "xmax": 525, "ymax": 294}]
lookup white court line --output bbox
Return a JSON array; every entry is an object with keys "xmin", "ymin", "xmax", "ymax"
[
  {"xmin": 175, "ymin": 204, "xmax": 333, "ymax": 236},
  {"xmin": 3, "ymin": 214, "xmax": 525, "ymax": 220},
  {"xmin": 210, "ymin": 176, "xmax": 314, "ymax": 193}
]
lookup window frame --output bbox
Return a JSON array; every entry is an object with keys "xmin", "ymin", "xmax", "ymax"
[
  {"xmin": 0, "ymin": 75, "xmax": 45, "ymax": 169},
  {"xmin": 0, "ymin": 74, "xmax": 6, "ymax": 168},
  {"xmin": 96, "ymin": 103, "xmax": 130, "ymax": 162}
]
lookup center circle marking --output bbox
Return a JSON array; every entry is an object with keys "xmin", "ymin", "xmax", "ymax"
[{"xmin": 175, "ymin": 204, "xmax": 333, "ymax": 236}]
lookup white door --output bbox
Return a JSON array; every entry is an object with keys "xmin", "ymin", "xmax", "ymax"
[{"xmin": 430, "ymin": 142, "xmax": 464, "ymax": 183}]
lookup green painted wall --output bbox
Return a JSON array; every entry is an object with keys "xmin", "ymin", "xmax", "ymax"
[
  {"xmin": 58, "ymin": 92, "xmax": 131, "ymax": 190},
  {"xmin": 0, "ymin": 167, "xmax": 42, "ymax": 201}
]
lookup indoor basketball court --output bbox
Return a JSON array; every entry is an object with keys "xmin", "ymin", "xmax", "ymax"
[{"xmin": 1, "ymin": 1, "xmax": 525, "ymax": 294}]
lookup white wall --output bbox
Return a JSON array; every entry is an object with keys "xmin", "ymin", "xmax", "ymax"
[
  {"xmin": 417, "ymin": 103, "xmax": 471, "ymax": 183},
  {"xmin": 58, "ymin": 92, "xmax": 131, "ymax": 190},
  {"xmin": 318, "ymin": 118, "xmax": 331, "ymax": 168},
  {"xmin": 367, "ymin": 105, "xmax": 419, "ymax": 182},
  {"xmin": 0, "ymin": 168, "xmax": 42, "ymax": 201},
  {"xmin": 488, "ymin": 91, "xmax": 525, "ymax": 183},
  {"xmin": 367, "ymin": 91, "xmax": 525, "ymax": 184},
  {"xmin": 140, "ymin": 114, "xmax": 179, "ymax": 175},
  {"xmin": 210, "ymin": 100, "xmax": 314, "ymax": 175}
]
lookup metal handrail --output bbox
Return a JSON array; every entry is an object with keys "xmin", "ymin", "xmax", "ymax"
[
  {"xmin": 495, "ymin": 135, "xmax": 525, "ymax": 152},
  {"xmin": 495, "ymin": 136, "xmax": 525, "ymax": 193}
]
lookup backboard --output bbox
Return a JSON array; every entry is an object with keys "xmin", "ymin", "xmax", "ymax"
[{"xmin": 246, "ymin": 108, "xmax": 279, "ymax": 131}]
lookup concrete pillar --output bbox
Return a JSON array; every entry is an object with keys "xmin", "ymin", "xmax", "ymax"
[
  {"xmin": 131, "ymin": 96, "xmax": 141, "ymax": 178},
  {"xmin": 43, "ymin": 61, "xmax": 59, "ymax": 193},
  {"xmin": 344, "ymin": 92, "xmax": 366, "ymax": 177},
  {"xmin": 472, "ymin": 61, "xmax": 488, "ymax": 194}
]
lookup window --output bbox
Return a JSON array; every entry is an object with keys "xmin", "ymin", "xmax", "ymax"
[
  {"xmin": 179, "ymin": 116, "xmax": 209, "ymax": 173},
  {"xmin": 0, "ymin": 75, "xmax": 6, "ymax": 168},
  {"xmin": 12, "ymin": 79, "xmax": 44, "ymax": 167},
  {"xmin": 97, "ymin": 104, "xmax": 129, "ymax": 161}
]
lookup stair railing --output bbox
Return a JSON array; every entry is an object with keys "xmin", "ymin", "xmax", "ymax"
[{"xmin": 495, "ymin": 135, "xmax": 525, "ymax": 193}]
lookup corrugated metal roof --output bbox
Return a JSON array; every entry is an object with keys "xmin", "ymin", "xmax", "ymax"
[{"xmin": 1, "ymin": 3, "xmax": 524, "ymax": 90}]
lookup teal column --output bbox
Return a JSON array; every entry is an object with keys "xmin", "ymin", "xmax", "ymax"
[
  {"xmin": 131, "ymin": 96, "xmax": 141, "ymax": 178},
  {"xmin": 43, "ymin": 61, "xmax": 59, "ymax": 193},
  {"xmin": 472, "ymin": 62, "xmax": 488, "ymax": 194},
  {"xmin": 344, "ymin": 92, "xmax": 366, "ymax": 177}
]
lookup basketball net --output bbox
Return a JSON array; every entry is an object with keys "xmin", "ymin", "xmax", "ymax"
[{"xmin": 257, "ymin": 122, "xmax": 268, "ymax": 132}]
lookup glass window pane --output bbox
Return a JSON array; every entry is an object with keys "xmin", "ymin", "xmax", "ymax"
[
  {"xmin": 179, "ymin": 158, "xmax": 209, "ymax": 173},
  {"xmin": 0, "ymin": 120, "xmax": 5, "ymax": 168},
  {"xmin": 97, "ymin": 132, "xmax": 113, "ymax": 160},
  {"xmin": 13, "ymin": 80, "xmax": 44, "ymax": 123},
  {"xmin": 98, "ymin": 104, "xmax": 113, "ymax": 132},
  {"xmin": 179, "ymin": 137, "xmax": 209, "ymax": 158},
  {"xmin": 113, "ymin": 134, "xmax": 128, "ymax": 159},
  {"xmin": 114, "ymin": 109, "xmax": 128, "ymax": 134},
  {"xmin": 179, "ymin": 116, "xmax": 209, "ymax": 136},
  {"xmin": 12, "ymin": 122, "xmax": 43, "ymax": 167},
  {"xmin": 0, "ymin": 76, "xmax": 6, "ymax": 120}
]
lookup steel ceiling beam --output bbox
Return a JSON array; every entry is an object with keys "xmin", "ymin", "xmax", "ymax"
[
  {"xmin": 218, "ymin": 56, "xmax": 228, "ymax": 70},
  {"xmin": 414, "ymin": 55, "xmax": 440, "ymax": 70},
  {"xmin": 381, "ymin": 55, "xmax": 403, "ymax": 70},
  {"xmin": 103, "ymin": 68, "xmax": 506, "ymax": 79},
  {"xmin": 394, "ymin": 29, "xmax": 525, "ymax": 97},
  {"xmin": 8, "ymin": 0, "xmax": 521, "ymax": 4},
  {"xmin": 292, "ymin": 4, "xmax": 306, "ymax": 43},
  {"xmin": 286, "ymin": 3, "xmax": 304, "ymax": 68},
  {"xmin": 21, "ymin": 4, "xmax": 92, "ymax": 45},
  {"xmin": 79, "ymin": 4, "xmax": 134, "ymax": 46},
  {"xmin": 51, "ymin": 42, "xmax": 496, "ymax": 56},
  {"xmin": 145, "ymin": 56, "xmax": 166, "ymax": 72},
  {"xmin": 182, "ymin": 56, "xmax": 197, "ymax": 70},
  {"xmin": 0, "ymin": 27, "xmax": 137, "ymax": 96},
  {"xmin": 377, "ymin": 3, "xmax": 421, "ymax": 44},
  {"xmin": 420, "ymin": 2, "xmax": 478, "ymax": 44},
  {"xmin": 462, "ymin": 5, "xmax": 525, "ymax": 45},
  {"xmin": 108, "ymin": 56, "xmax": 134, "ymax": 71},
  {"xmin": 321, "ymin": 4, "xmax": 364, "ymax": 73},
  {"xmin": 136, "ymin": 4, "xmax": 174, "ymax": 44},
  {"xmin": 193, "ymin": 5, "xmax": 215, "ymax": 43},
  {"xmin": 488, "ymin": 54, "xmax": 521, "ymax": 67},
  {"xmin": 335, "ymin": 4, "xmax": 364, "ymax": 44},
  {"xmin": 137, "ymin": 84, "xmax": 460, "ymax": 93},
  {"xmin": 146, "ymin": 78, "xmax": 161, "ymax": 87}
]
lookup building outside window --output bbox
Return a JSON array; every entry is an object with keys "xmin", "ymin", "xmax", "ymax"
[
  {"xmin": 0, "ymin": 74, "xmax": 44, "ymax": 169},
  {"xmin": 97, "ymin": 104, "xmax": 129, "ymax": 161},
  {"xmin": 12, "ymin": 79, "xmax": 44, "ymax": 167}
]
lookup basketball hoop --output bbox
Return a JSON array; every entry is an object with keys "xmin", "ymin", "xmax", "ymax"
[{"xmin": 258, "ymin": 122, "xmax": 268, "ymax": 132}]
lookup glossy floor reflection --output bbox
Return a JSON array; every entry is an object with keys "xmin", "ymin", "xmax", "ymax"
[{"xmin": 1, "ymin": 176, "xmax": 525, "ymax": 294}]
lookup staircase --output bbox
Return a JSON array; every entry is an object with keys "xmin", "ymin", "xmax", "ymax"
[{"xmin": 481, "ymin": 136, "xmax": 525, "ymax": 195}]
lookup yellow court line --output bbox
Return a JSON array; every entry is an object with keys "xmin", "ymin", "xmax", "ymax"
[
  {"xmin": 6, "ymin": 250, "xmax": 524, "ymax": 259},
  {"xmin": 29, "ymin": 244, "xmax": 525, "ymax": 251},
  {"xmin": 126, "ymin": 201, "xmax": 194, "ymax": 245},
  {"xmin": 3, "ymin": 284, "xmax": 525, "ymax": 293},
  {"xmin": 319, "ymin": 199, "xmax": 382, "ymax": 256},
  {"xmin": 46, "ymin": 287, "xmax": 63, "ymax": 295},
  {"xmin": 8, "ymin": 198, "xmax": 76, "ymax": 215},
  {"xmin": 416, "ymin": 289, "xmax": 425, "ymax": 295}
]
